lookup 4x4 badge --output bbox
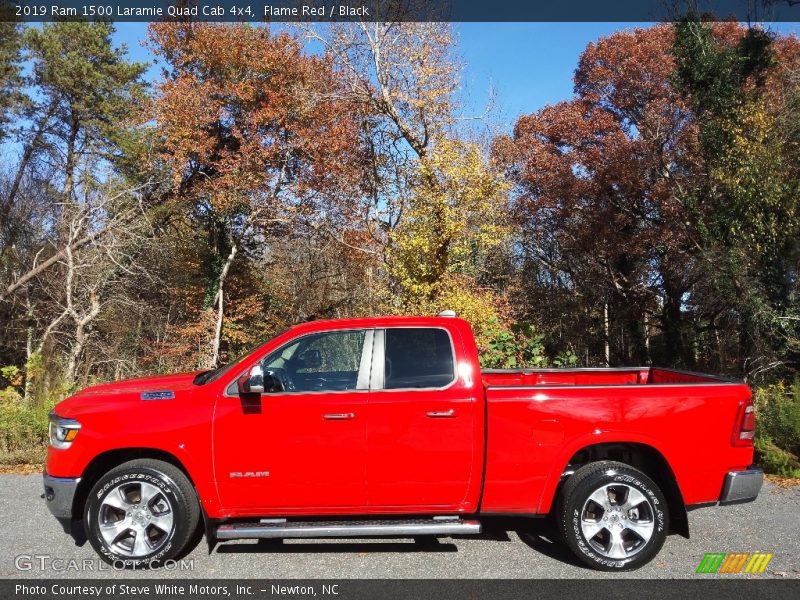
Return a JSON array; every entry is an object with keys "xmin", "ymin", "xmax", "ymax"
[{"xmin": 140, "ymin": 390, "xmax": 174, "ymax": 400}]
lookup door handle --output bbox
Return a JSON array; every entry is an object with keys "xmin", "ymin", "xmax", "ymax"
[
  {"xmin": 323, "ymin": 412, "xmax": 355, "ymax": 420},
  {"xmin": 426, "ymin": 409, "xmax": 455, "ymax": 418}
]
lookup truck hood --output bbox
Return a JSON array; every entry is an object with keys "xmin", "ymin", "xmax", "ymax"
[
  {"xmin": 54, "ymin": 371, "xmax": 204, "ymax": 417},
  {"xmin": 72, "ymin": 372, "xmax": 201, "ymax": 397}
]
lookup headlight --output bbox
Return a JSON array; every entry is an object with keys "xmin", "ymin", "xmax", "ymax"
[{"xmin": 48, "ymin": 412, "xmax": 81, "ymax": 449}]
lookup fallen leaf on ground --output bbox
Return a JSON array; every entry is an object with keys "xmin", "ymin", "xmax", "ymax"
[
  {"xmin": 0, "ymin": 463, "xmax": 43, "ymax": 475},
  {"xmin": 765, "ymin": 474, "xmax": 800, "ymax": 489}
]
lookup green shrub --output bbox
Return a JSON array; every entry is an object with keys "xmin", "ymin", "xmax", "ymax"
[
  {"xmin": 753, "ymin": 380, "xmax": 800, "ymax": 477},
  {"xmin": 0, "ymin": 387, "xmax": 54, "ymax": 465},
  {"xmin": 754, "ymin": 438, "xmax": 800, "ymax": 478},
  {"xmin": 554, "ymin": 349, "xmax": 579, "ymax": 368},
  {"xmin": 479, "ymin": 318, "xmax": 548, "ymax": 369}
]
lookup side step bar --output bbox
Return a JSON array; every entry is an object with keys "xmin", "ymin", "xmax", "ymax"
[{"xmin": 215, "ymin": 517, "xmax": 482, "ymax": 540}]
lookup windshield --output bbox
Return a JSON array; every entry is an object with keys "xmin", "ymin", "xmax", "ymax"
[{"xmin": 192, "ymin": 329, "xmax": 289, "ymax": 385}]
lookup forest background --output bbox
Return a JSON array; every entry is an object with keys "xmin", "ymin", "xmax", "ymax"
[{"xmin": 1, "ymin": 17, "xmax": 799, "ymax": 476}]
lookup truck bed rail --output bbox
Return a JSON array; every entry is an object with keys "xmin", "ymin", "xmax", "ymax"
[{"xmin": 482, "ymin": 367, "xmax": 741, "ymax": 388}]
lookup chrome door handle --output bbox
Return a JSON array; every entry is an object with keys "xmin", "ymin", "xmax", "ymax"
[
  {"xmin": 323, "ymin": 412, "xmax": 355, "ymax": 420},
  {"xmin": 426, "ymin": 409, "xmax": 455, "ymax": 418}
]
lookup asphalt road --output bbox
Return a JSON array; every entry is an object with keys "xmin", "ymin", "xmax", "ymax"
[{"xmin": 2, "ymin": 474, "xmax": 798, "ymax": 579}]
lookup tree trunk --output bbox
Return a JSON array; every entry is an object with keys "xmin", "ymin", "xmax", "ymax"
[
  {"xmin": 662, "ymin": 275, "xmax": 690, "ymax": 368},
  {"xmin": 62, "ymin": 116, "xmax": 80, "ymax": 207},
  {"xmin": 603, "ymin": 300, "xmax": 610, "ymax": 365},
  {"xmin": 64, "ymin": 244, "xmax": 102, "ymax": 387},
  {"xmin": 66, "ymin": 325, "xmax": 86, "ymax": 386},
  {"xmin": 65, "ymin": 295, "xmax": 101, "ymax": 387},
  {"xmin": 0, "ymin": 98, "xmax": 59, "ymax": 249},
  {"xmin": 24, "ymin": 295, "xmax": 68, "ymax": 401},
  {"xmin": 209, "ymin": 242, "xmax": 238, "ymax": 368},
  {"xmin": 23, "ymin": 295, "xmax": 34, "ymax": 402}
]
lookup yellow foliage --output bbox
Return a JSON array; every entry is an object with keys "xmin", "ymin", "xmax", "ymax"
[
  {"xmin": 393, "ymin": 274, "xmax": 504, "ymax": 327},
  {"xmin": 388, "ymin": 137, "xmax": 510, "ymax": 304},
  {"xmin": 710, "ymin": 100, "xmax": 796, "ymax": 251}
]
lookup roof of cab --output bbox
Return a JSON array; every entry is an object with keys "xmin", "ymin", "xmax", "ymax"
[{"xmin": 287, "ymin": 315, "xmax": 471, "ymax": 335}]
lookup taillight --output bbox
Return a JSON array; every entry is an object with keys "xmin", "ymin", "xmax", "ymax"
[{"xmin": 734, "ymin": 403, "xmax": 756, "ymax": 446}]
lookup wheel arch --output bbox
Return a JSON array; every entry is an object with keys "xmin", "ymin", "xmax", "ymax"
[{"xmin": 551, "ymin": 442, "xmax": 689, "ymax": 538}]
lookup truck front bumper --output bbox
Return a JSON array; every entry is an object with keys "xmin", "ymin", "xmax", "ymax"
[
  {"xmin": 43, "ymin": 473, "xmax": 80, "ymax": 519},
  {"xmin": 720, "ymin": 467, "xmax": 763, "ymax": 505}
]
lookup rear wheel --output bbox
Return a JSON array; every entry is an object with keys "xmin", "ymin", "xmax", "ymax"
[
  {"xmin": 558, "ymin": 461, "xmax": 668, "ymax": 570},
  {"xmin": 84, "ymin": 459, "xmax": 200, "ymax": 567}
]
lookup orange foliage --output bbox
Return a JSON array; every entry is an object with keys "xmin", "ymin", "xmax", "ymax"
[{"xmin": 149, "ymin": 22, "xmax": 367, "ymax": 215}]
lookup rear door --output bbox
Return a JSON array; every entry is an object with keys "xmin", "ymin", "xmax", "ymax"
[{"xmin": 366, "ymin": 327, "xmax": 478, "ymax": 510}]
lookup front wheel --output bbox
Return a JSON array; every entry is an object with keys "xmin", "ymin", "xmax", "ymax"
[
  {"xmin": 558, "ymin": 461, "xmax": 668, "ymax": 571},
  {"xmin": 84, "ymin": 459, "xmax": 200, "ymax": 567}
]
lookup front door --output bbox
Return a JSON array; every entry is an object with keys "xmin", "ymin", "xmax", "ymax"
[{"xmin": 214, "ymin": 329, "xmax": 372, "ymax": 513}]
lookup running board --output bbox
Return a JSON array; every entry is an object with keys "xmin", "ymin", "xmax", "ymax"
[{"xmin": 215, "ymin": 517, "xmax": 481, "ymax": 540}]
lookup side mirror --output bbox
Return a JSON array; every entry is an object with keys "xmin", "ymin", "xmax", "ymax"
[
  {"xmin": 237, "ymin": 364, "xmax": 264, "ymax": 394},
  {"xmin": 298, "ymin": 349, "xmax": 322, "ymax": 369}
]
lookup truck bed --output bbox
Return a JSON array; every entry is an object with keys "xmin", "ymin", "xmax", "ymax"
[
  {"xmin": 482, "ymin": 367, "xmax": 736, "ymax": 388},
  {"xmin": 479, "ymin": 366, "xmax": 752, "ymax": 515}
]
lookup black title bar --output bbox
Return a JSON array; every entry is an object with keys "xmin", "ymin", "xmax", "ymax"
[
  {"xmin": 5, "ymin": 579, "xmax": 800, "ymax": 600},
  {"xmin": 4, "ymin": 0, "xmax": 800, "ymax": 23}
]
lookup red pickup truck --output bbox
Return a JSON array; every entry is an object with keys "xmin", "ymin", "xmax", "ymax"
[{"xmin": 44, "ymin": 314, "xmax": 762, "ymax": 570}]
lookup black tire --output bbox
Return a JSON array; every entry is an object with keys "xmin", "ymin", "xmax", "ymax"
[
  {"xmin": 84, "ymin": 459, "xmax": 200, "ymax": 568},
  {"xmin": 558, "ymin": 461, "xmax": 668, "ymax": 571}
]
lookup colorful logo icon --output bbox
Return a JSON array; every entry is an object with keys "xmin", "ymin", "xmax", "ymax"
[{"xmin": 696, "ymin": 552, "xmax": 773, "ymax": 574}]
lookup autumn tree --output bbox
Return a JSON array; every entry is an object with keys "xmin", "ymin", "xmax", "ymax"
[
  {"xmin": 673, "ymin": 20, "xmax": 800, "ymax": 377},
  {"xmin": 0, "ymin": 22, "xmax": 150, "ymax": 390},
  {"xmin": 306, "ymin": 22, "xmax": 461, "ymax": 257},
  {"xmin": 387, "ymin": 137, "xmax": 509, "ymax": 312},
  {"xmin": 148, "ymin": 22, "xmax": 370, "ymax": 367},
  {"xmin": 495, "ymin": 25, "xmax": 695, "ymax": 366},
  {"xmin": 308, "ymin": 22, "xmax": 517, "ymax": 353},
  {"xmin": 0, "ymin": 20, "xmax": 23, "ymax": 143},
  {"xmin": 497, "ymin": 22, "xmax": 800, "ymax": 376},
  {"xmin": 0, "ymin": 20, "xmax": 25, "ymax": 257},
  {"xmin": 1, "ymin": 21, "xmax": 148, "ymax": 267}
]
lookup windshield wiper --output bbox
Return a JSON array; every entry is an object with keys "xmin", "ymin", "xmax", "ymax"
[{"xmin": 193, "ymin": 370, "xmax": 215, "ymax": 385}]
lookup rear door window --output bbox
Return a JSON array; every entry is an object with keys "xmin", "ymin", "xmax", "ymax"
[{"xmin": 383, "ymin": 328, "xmax": 456, "ymax": 389}]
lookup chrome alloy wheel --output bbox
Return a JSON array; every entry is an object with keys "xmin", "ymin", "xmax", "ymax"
[
  {"xmin": 98, "ymin": 481, "xmax": 174, "ymax": 557},
  {"xmin": 579, "ymin": 483, "xmax": 655, "ymax": 560}
]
